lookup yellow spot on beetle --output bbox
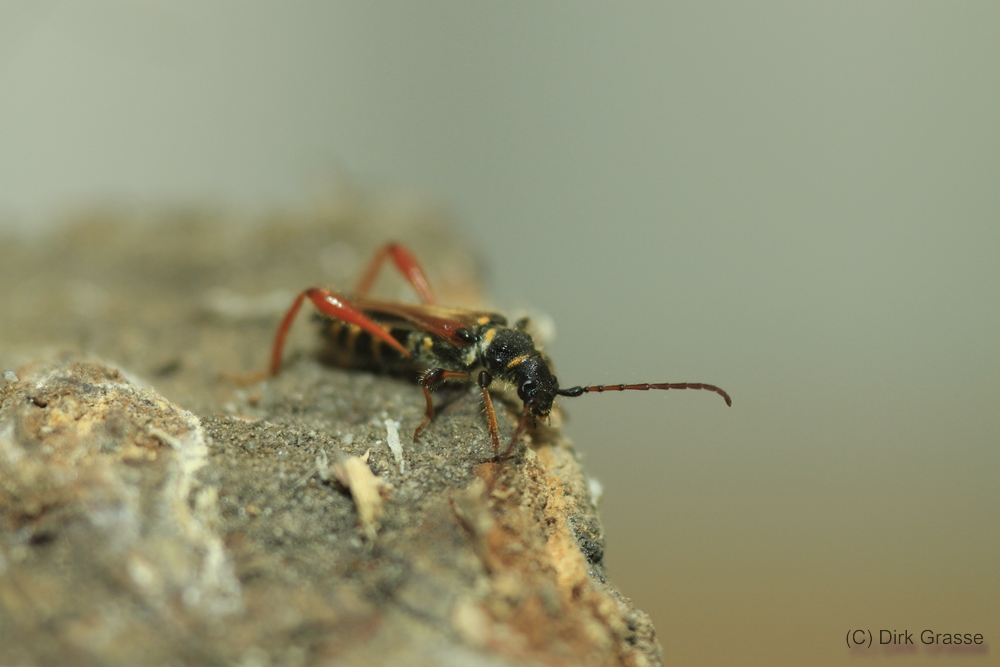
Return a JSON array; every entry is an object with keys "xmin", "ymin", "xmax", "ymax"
[
  {"xmin": 346, "ymin": 324, "xmax": 361, "ymax": 352},
  {"xmin": 506, "ymin": 354, "xmax": 530, "ymax": 368}
]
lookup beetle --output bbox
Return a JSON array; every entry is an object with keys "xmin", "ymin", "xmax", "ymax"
[{"xmin": 269, "ymin": 243, "xmax": 731, "ymax": 460}]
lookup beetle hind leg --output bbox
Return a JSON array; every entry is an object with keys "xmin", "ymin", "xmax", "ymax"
[{"xmin": 270, "ymin": 288, "xmax": 412, "ymax": 376}]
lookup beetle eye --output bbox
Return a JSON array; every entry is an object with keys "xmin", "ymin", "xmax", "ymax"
[{"xmin": 518, "ymin": 380, "xmax": 535, "ymax": 401}]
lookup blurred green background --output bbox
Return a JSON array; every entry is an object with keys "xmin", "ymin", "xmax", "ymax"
[{"xmin": 2, "ymin": 3, "xmax": 997, "ymax": 665}]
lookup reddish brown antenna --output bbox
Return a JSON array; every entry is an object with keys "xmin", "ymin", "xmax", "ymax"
[{"xmin": 557, "ymin": 382, "xmax": 732, "ymax": 407}]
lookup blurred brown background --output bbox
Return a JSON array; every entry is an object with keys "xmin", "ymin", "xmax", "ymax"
[{"xmin": 1, "ymin": 3, "xmax": 997, "ymax": 665}]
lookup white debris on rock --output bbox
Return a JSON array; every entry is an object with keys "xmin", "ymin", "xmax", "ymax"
[
  {"xmin": 587, "ymin": 477, "xmax": 604, "ymax": 507},
  {"xmin": 384, "ymin": 418, "xmax": 404, "ymax": 474},
  {"xmin": 333, "ymin": 449, "xmax": 392, "ymax": 541}
]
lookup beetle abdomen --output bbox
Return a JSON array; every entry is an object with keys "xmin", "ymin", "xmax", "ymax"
[{"xmin": 318, "ymin": 317, "xmax": 410, "ymax": 368}]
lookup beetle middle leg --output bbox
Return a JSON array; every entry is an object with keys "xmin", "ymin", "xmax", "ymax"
[{"xmin": 414, "ymin": 368, "xmax": 471, "ymax": 441}]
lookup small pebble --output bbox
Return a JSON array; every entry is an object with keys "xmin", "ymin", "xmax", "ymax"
[{"xmin": 2, "ymin": 370, "xmax": 18, "ymax": 383}]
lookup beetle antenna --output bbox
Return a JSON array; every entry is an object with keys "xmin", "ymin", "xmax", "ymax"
[{"xmin": 557, "ymin": 382, "xmax": 732, "ymax": 407}]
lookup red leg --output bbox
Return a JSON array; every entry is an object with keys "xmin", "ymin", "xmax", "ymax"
[
  {"xmin": 355, "ymin": 242, "xmax": 436, "ymax": 304},
  {"xmin": 475, "ymin": 370, "xmax": 504, "ymax": 460},
  {"xmin": 414, "ymin": 368, "xmax": 471, "ymax": 441},
  {"xmin": 480, "ymin": 387, "xmax": 502, "ymax": 460},
  {"xmin": 270, "ymin": 288, "xmax": 412, "ymax": 375},
  {"xmin": 500, "ymin": 406, "xmax": 532, "ymax": 460}
]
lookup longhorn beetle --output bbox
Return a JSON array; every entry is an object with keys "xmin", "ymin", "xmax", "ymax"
[{"xmin": 270, "ymin": 243, "xmax": 731, "ymax": 460}]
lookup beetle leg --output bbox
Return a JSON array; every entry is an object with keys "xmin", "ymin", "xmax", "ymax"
[
  {"xmin": 500, "ymin": 405, "xmax": 532, "ymax": 460},
  {"xmin": 355, "ymin": 242, "xmax": 436, "ymax": 304},
  {"xmin": 414, "ymin": 368, "xmax": 471, "ymax": 441},
  {"xmin": 474, "ymin": 370, "xmax": 505, "ymax": 460},
  {"xmin": 270, "ymin": 288, "xmax": 412, "ymax": 375}
]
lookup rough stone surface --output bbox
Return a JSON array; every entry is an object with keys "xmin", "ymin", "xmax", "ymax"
[{"xmin": 0, "ymin": 193, "xmax": 661, "ymax": 667}]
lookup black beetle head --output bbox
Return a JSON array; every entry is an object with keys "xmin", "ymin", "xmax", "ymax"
[{"xmin": 515, "ymin": 357, "xmax": 559, "ymax": 418}]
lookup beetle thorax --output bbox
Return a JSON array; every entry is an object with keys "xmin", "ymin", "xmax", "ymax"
[{"xmin": 476, "ymin": 326, "xmax": 558, "ymax": 417}]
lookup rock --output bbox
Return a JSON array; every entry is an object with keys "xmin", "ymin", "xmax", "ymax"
[{"xmin": 0, "ymin": 195, "xmax": 661, "ymax": 666}]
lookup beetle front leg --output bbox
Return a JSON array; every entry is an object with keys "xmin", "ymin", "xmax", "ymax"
[
  {"xmin": 476, "ymin": 370, "xmax": 504, "ymax": 461},
  {"xmin": 500, "ymin": 405, "xmax": 532, "ymax": 460}
]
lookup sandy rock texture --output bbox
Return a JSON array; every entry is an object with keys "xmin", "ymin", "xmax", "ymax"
[{"xmin": 0, "ymin": 194, "xmax": 661, "ymax": 667}]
